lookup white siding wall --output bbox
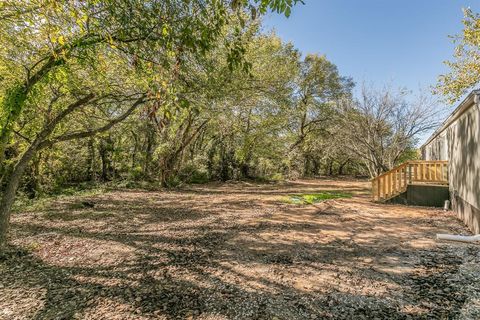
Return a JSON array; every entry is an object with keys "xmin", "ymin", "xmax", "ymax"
[
  {"xmin": 422, "ymin": 99, "xmax": 480, "ymax": 233},
  {"xmin": 448, "ymin": 103, "xmax": 480, "ymax": 211},
  {"xmin": 423, "ymin": 131, "xmax": 449, "ymax": 161}
]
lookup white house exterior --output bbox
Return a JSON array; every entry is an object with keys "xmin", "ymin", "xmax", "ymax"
[{"xmin": 421, "ymin": 90, "xmax": 480, "ymax": 234}]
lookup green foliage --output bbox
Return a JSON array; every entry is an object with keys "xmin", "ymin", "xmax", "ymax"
[
  {"xmin": 128, "ymin": 166, "xmax": 145, "ymax": 181},
  {"xmin": 268, "ymin": 173, "xmax": 285, "ymax": 181},
  {"xmin": 397, "ymin": 148, "xmax": 420, "ymax": 163},
  {"xmin": 0, "ymin": 84, "xmax": 27, "ymax": 150},
  {"xmin": 178, "ymin": 164, "xmax": 210, "ymax": 184},
  {"xmin": 436, "ymin": 8, "xmax": 480, "ymax": 102}
]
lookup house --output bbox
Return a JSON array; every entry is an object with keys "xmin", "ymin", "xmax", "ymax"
[{"xmin": 420, "ymin": 90, "xmax": 480, "ymax": 234}]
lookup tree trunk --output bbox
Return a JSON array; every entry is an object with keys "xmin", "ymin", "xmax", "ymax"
[
  {"xmin": 131, "ymin": 131, "xmax": 138, "ymax": 170},
  {"xmin": 88, "ymin": 138, "xmax": 97, "ymax": 182},
  {"xmin": 0, "ymin": 135, "xmax": 43, "ymax": 246},
  {"xmin": 24, "ymin": 155, "xmax": 41, "ymax": 199},
  {"xmin": 338, "ymin": 159, "xmax": 350, "ymax": 176},
  {"xmin": 303, "ymin": 156, "xmax": 310, "ymax": 177},
  {"xmin": 328, "ymin": 160, "xmax": 334, "ymax": 176},
  {"xmin": 99, "ymin": 138, "xmax": 112, "ymax": 182},
  {"xmin": 160, "ymin": 156, "xmax": 175, "ymax": 187},
  {"xmin": 0, "ymin": 94, "xmax": 95, "ymax": 247},
  {"xmin": 143, "ymin": 123, "xmax": 156, "ymax": 179}
]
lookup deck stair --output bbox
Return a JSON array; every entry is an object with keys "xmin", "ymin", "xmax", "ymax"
[{"xmin": 372, "ymin": 161, "xmax": 448, "ymax": 201}]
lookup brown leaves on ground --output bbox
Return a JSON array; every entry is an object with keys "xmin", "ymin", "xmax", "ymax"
[{"xmin": 1, "ymin": 179, "xmax": 479, "ymax": 319}]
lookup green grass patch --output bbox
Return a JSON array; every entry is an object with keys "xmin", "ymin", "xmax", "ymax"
[{"xmin": 284, "ymin": 192, "xmax": 352, "ymax": 205}]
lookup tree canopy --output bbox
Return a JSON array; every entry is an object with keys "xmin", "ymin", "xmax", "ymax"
[{"xmin": 437, "ymin": 8, "xmax": 480, "ymax": 102}]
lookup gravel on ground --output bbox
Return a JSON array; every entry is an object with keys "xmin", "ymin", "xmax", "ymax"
[{"xmin": 1, "ymin": 179, "xmax": 479, "ymax": 320}]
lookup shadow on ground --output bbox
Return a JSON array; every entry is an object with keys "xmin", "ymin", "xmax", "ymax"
[{"xmin": 1, "ymin": 179, "xmax": 478, "ymax": 319}]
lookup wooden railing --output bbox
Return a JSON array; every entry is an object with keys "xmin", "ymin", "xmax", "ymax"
[{"xmin": 372, "ymin": 161, "xmax": 448, "ymax": 201}]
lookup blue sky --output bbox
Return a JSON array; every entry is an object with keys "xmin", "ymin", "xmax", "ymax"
[{"xmin": 263, "ymin": 0, "xmax": 480, "ymax": 101}]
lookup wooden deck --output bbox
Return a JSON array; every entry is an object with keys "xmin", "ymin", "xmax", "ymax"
[{"xmin": 372, "ymin": 160, "xmax": 448, "ymax": 201}]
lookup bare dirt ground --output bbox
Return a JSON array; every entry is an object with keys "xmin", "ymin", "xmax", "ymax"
[{"xmin": 1, "ymin": 179, "xmax": 479, "ymax": 320}]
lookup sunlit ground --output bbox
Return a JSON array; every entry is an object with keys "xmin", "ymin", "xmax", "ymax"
[{"xmin": 1, "ymin": 178, "xmax": 479, "ymax": 319}]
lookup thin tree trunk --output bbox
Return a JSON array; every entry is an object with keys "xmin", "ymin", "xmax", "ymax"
[
  {"xmin": 99, "ymin": 141, "xmax": 109, "ymax": 181},
  {"xmin": 0, "ymin": 94, "xmax": 94, "ymax": 247},
  {"xmin": 338, "ymin": 159, "xmax": 350, "ymax": 176},
  {"xmin": 328, "ymin": 160, "xmax": 334, "ymax": 176},
  {"xmin": 88, "ymin": 138, "xmax": 97, "ymax": 182},
  {"xmin": 0, "ymin": 139, "xmax": 41, "ymax": 245},
  {"xmin": 131, "ymin": 131, "xmax": 138, "ymax": 170}
]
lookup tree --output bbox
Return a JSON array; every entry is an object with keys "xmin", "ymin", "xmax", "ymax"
[
  {"xmin": 287, "ymin": 54, "xmax": 353, "ymax": 176},
  {"xmin": 436, "ymin": 8, "xmax": 480, "ymax": 102},
  {"xmin": 0, "ymin": 52, "xmax": 148, "ymax": 244},
  {"xmin": 0, "ymin": 0, "xmax": 302, "ymax": 247},
  {"xmin": 337, "ymin": 85, "xmax": 440, "ymax": 177}
]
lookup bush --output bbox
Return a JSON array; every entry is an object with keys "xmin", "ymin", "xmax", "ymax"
[
  {"xmin": 178, "ymin": 164, "xmax": 210, "ymax": 184},
  {"xmin": 128, "ymin": 166, "xmax": 145, "ymax": 180}
]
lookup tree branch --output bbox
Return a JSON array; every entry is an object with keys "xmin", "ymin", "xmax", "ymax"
[{"xmin": 39, "ymin": 96, "xmax": 146, "ymax": 149}]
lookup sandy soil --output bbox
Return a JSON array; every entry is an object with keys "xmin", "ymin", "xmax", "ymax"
[{"xmin": 1, "ymin": 178, "xmax": 479, "ymax": 320}]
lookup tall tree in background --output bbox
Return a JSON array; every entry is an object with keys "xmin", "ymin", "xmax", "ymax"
[
  {"xmin": 337, "ymin": 86, "xmax": 440, "ymax": 177},
  {"xmin": 287, "ymin": 54, "xmax": 353, "ymax": 176}
]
